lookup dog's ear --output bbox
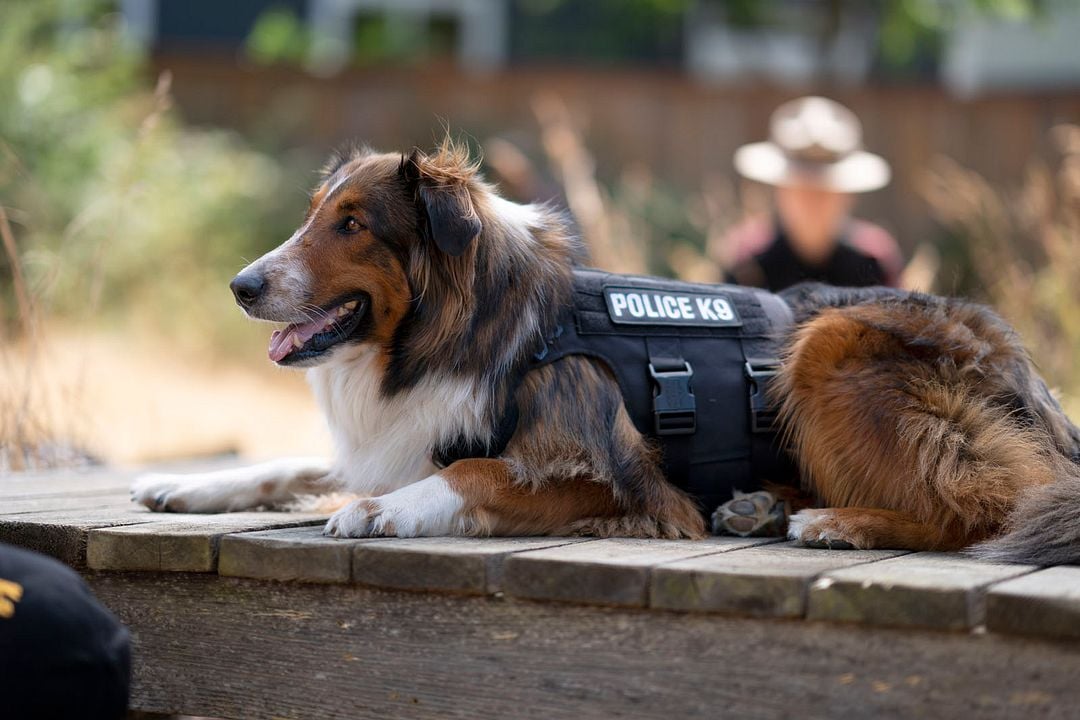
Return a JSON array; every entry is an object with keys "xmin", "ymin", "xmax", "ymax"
[
  {"xmin": 402, "ymin": 147, "xmax": 482, "ymax": 257},
  {"xmin": 417, "ymin": 181, "xmax": 482, "ymax": 257}
]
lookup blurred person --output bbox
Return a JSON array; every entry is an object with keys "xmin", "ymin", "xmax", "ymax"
[
  {"xmin": 0, "ymin": 543, "xmax": 130, "ymax": 719},
  {"xmin": 721, "ymin": 96, "xmax": 902, "ymax": 292}
]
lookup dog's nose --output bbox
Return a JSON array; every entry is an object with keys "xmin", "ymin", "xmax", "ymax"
[{"xmin": 230, "ymin": 271, "xmax": 266, "ymax": 307}]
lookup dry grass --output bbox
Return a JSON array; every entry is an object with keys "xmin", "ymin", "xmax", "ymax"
[
  {"xmin": 0, "ymin": 63, "xmax": 328, "ymax": 471},
  {"xmin": 921, "ymin": 124, "xmax": 1080, "ymax": 414},
  {"xmin": 0, "ymin": 324, "xmax": 329, "ymax": 469}
]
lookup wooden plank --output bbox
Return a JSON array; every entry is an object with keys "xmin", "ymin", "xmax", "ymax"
[
  {"xmin": 503, "ymin": 537, "xmax": 775, "ymax": 607},
  {"xmin": 1, "ymin": 490, "xmax": 134, "ymax": 515},
  {"xmin": 0, "ymin": 457, "xmax": 241, "ymax": 499},
  {"xmin": 986, "ymin": 567, "xmax": 1080, "ymax": 640},
  {"xmin": 352, "ymin": 536, "xmax": 593, "ymax": 594},
  {"xmin": 650, "ymin": 543, "xmax": 907, "ymax": 618},
  {"xmin": 0, "ymin": 458, "xmax": 290, "ymax": 567},
  {"xmin": 219, "ymin": 526, "xmax": 358, "ymax": 583},
  {"xmin": 87, "ymin": 513, "xmax": 327, "ymax": 572},
  {"xmin": 0, "ymin": 508, "xmax": 159, "ymax": 568},
  {"xmin": 86, "ymin": 571, "xmax": 1080, "ymax": 720},
  {"xmin": 0, "ymin": 468, "xmax": 138, "ymax": 499},
  {"xmin": 806, "ymin": 552, "xmax": 1035, "ymax": 630},
  {"xmin": 0, "ymin": 458, "xmax": 259, "ymax": 566}
]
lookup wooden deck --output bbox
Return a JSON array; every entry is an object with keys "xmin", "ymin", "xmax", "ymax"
[{"xmin": 5, "ymin": 463, "xmax": 1080, "ymax": 719}]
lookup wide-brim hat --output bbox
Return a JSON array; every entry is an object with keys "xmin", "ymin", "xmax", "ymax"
[{"xmin": 734, "ymin": 96, "xmax": 891, "ymax": 193}]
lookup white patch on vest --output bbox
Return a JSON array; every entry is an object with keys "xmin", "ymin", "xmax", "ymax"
[{"xmin": 603, "ymin": 286, "xmax": 741, "ymax": 327}]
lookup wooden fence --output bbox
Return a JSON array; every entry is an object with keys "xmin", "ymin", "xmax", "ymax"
[{"xmin": 153, "ymin": 52, "xmax": 1080, "ymax": 250}]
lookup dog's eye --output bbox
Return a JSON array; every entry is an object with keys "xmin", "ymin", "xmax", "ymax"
[{"xmin": 341, "ymin": 217, "xmax": 365, "ymax": 234}]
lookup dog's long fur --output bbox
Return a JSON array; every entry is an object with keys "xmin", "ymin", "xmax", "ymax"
[{"xmin": 132, "ymin": 140, "xmax": 1080, "ymax": 565}]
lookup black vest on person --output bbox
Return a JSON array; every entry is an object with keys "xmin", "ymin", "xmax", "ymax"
[
  {"xmin": 728, "ymin": 221, "xmax": 887, "ymax": 293},
  {"xmin": 434, "ymin": 268, "xmax": 798, "ymax": 514}
]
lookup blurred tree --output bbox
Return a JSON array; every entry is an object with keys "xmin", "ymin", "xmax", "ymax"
[
  {"xmin": 697, "ymin": 0, "xmax": 1045, "ymax": 81},
  {"xmin": 511, "ymin": 0, "xmax": 689, "ymax": 66},
  {"xmin": 246, "ymin": 6, "xmax": 309, "ymax": 66},
  {"xmin": 0, "ymin": 0, "xmax": 304, "ymax": 352},
  {"xmin": 876, "ymin": 0, "xmax": 1044, "ymax": 79}
]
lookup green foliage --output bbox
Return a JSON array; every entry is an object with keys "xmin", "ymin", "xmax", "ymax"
[
  {"xmin": 697, "ymin": 0, "xmax": 1045, "ymax": 78},
  {"xmin": 512, "ymin": 0, "xmax": 689, "ymax": 66},
  {"xmin": 0, "ymin": 0, "xmax": 305, "ymax": 353},
  {"xmin": 246, "ymin": 6, "xmax": 310, "ymax": 66}
]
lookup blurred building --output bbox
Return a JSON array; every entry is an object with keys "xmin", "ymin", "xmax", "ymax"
[
  {"xmin": 113, "ymin": 0, "xmax": 1080, "ymax": 249},
  {"xmin": 120, "ymin": 1, "xmax": 1080, "ymax": 89}
]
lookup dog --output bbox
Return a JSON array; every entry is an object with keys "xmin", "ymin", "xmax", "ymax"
[{"xmin": 131, "ymin": 140, "xmax": 1080, "ymax": 565}]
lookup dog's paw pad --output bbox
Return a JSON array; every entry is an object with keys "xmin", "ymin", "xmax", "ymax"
[{"xmin": 712, "ymin": 491, "xmax": 787, "ymax": 537}]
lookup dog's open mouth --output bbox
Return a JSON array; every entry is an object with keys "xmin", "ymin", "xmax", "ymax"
[{"xmin": 268, "ymin": 295, "xmax": 369, "ymax": 365}]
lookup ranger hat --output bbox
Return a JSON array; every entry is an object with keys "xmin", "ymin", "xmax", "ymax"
[{"xmin": 734, "ymin": 96, "xmax": 891, "ymax": 193}]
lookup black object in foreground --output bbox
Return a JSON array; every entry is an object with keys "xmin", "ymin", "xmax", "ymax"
[{"xmin": 0, "ymin": 542, "xmax": 130, "ymax": 719}]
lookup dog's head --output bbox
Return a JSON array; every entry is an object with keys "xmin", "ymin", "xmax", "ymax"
[{"xmin": 230, "ymin": 142, "xmax": 483, "ymax": 368}]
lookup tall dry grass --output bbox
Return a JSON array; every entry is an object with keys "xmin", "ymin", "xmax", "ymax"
[
  {"xmin": 921, "ymin": 125, "xmax": 1080, "ymax": 412},
  {"xmin": 529, "ymin": 92, "xmax": 747, "ymax": 283},
  {"xmin": 0, "ymin": 75, "xmax": 174, "ymax": 471},
  {"xmin": 0, "ymin": 4, "xmax": 320, "ymax": 470}
]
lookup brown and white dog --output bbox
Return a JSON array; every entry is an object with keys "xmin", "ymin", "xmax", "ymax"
[{"xmin": 132, "ymin": 141, "xmax": 1080, "ymax": 564}]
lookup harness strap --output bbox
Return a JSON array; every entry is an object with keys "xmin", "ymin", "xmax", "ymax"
[
  {"xmin": 646, "ymin": 337, "xmax": 695, "ymax": 485},
  {"xmin": 758, "ymin": 290, "xmax": 795, "ymax": 337},
  {"xmin": 431, "ymin": 320, "xmax": 566, "ymax": 469},
  {"xmin": 740, "ymin": 290, "xmax": 796, "ymax": 483},
  {"xmin": 431, "ymin": 399, "xmax": 519, "ymax": 469}
]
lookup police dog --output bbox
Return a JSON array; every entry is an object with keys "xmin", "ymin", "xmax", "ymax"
[{"xmin": 131, "ymin": 141, "xmax": 1080, "ymax": 564}]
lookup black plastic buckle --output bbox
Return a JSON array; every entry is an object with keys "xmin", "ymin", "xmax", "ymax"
[
  {"xmin": 745, "ymin": 359, "xmax": 781, "ymax": 433},
  {"xmin": 648, "ymin": 361, "xmax": 696, "ymax": 436}
]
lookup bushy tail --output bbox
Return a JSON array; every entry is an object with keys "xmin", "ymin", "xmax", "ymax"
[{"xmin": 969, "ymin": 469, "xmax": 1080, "ymax": 565}]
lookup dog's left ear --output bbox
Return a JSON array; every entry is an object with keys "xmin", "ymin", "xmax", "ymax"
[{"xmin": 402, "ymin": 148, "xmax": 482, "ymax": 257}]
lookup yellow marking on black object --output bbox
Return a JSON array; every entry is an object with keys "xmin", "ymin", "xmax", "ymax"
[{"xmin": 0, "ymin": 578, "xmax": 24, "ymax": 619}]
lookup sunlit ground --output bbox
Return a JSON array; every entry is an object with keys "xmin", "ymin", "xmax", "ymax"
[{"xmin": 2, "ymin": 325, "xmax": 331, "ymax": 469}]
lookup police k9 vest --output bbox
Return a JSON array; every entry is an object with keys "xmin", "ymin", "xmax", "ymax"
[{"xmin": 434, "ymin": 269, "xmax": 797, "ymax": 514}]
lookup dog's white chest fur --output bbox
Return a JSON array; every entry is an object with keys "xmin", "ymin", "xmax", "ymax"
[{"xmin": 307, "ymin": 347, "xmax": 492, "ymax": 495}]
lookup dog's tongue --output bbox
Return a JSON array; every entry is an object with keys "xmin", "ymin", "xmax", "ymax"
[{"xmin": 268, "ymin": 316, "xmax": 333, "ymax": 362}]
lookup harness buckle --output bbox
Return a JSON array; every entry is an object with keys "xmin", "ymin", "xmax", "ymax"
[
  {"xmin": 745, "ymin": 359, "xmax": 782, "ymax": 433},
  {"xmin": 648, "ymin": 361, "xmax": 696, "ymax": 436}
]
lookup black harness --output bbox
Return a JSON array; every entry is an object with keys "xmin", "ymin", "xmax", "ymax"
[{"xmin": 435, "ymin": 268, "xmax": 797, "ymax": 513}]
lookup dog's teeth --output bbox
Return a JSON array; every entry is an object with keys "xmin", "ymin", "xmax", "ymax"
[
  {"xmin": 343, "ymin": 301, "xmax": 358, "ymax": 310},
  {"xmin": 291, "ymin": 335, "xmax": 303, "ymax": 349},
  {"xmin": 337, "ymin": 306, "xmax": 349, "ymax": 317}
]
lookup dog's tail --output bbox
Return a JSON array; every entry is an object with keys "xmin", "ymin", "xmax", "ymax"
[{"xmin": 969, "ymin": 463, "xmax": 1080, "ymax": 565}]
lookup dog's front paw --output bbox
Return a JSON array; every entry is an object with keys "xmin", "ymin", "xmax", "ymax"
[
  {"xmin": 323, "ymin": 476, "xmax": 466, "ymax": 538},
  {"xmin": 130, "ymin": 473, "xmax": 189, "ymax": 512},
  {"xmin": 323, "ymin": 499, "xmax": 387, "ymax": 538},
  {"xmin": 787, "ymin": 509, "xmax": 857, "ymax": 550}
]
